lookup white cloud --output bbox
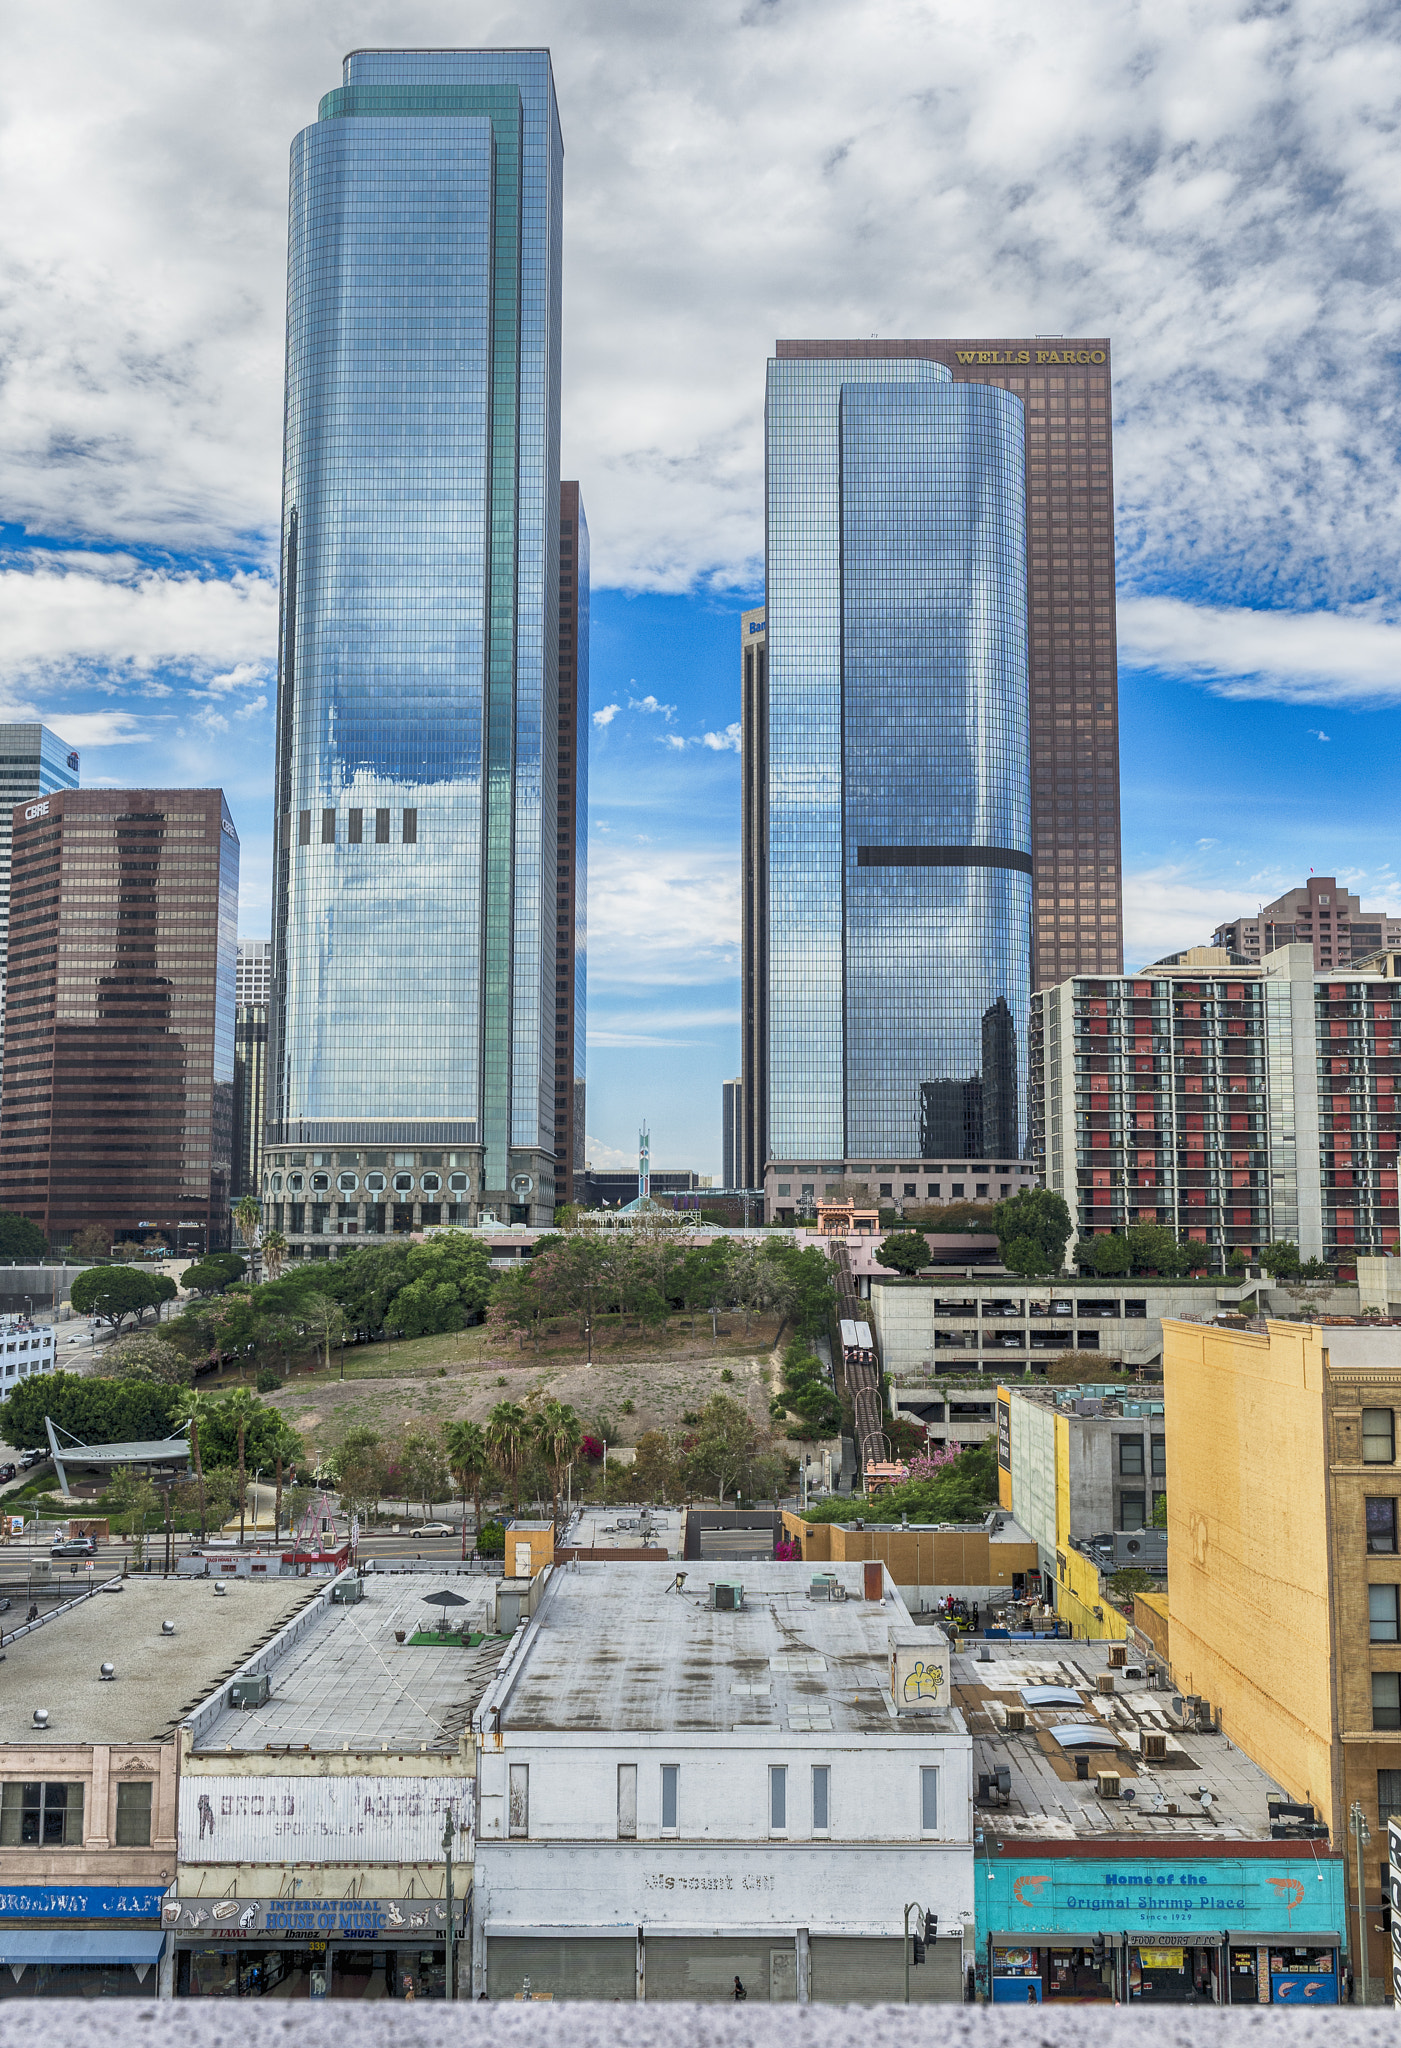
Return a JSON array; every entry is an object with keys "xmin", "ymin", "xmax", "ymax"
[
  {"xmin": 586, "ymin": 841, "xmax": 739, "ymax": 988},
  {"xmin": 701, "ymin": 722, "xmax": 742, "ymax": 752},
  {"xmin": 583, "ymin": 1135, "xmax": 639, "ymax": 1173},
  {"xmin": 1119, "ymin": 596, "xmax": 1401, "ymax": 708},
  {"xmin": 628, "ymin": 694, "xmax": 676, "ymax": 721},
  {"xmin": 234, "ymin": 693, "xmax": 268, "ymax": 720},
  {"xmin": 0, "ymin": 703, "xmax": 158, "ymax": 749},
  {"xmin": 592, "ymin": 703, "xmax": 620, "ymax": 728},
  {"xmin": 1121, "ymin": 862, "xmax": 1277, "ymax": 970},
  {"xmin": 658, "ymin": 733, "xmax": 687, "ymax": 751},
  {"xmin": 0, "ymin": 556, "xmax": 277, "ymax": 681}
]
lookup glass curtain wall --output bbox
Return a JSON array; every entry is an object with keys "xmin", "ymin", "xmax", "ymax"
[
  {"xmin": 270, "ymin": 50, "xmax": 563, "ymax": 1222},
  {"xmin": 764, "ymin": 357, "xmax": 1031, "ymax": 1164}
]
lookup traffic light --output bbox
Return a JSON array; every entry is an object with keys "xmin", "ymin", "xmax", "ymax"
[
  {"xmin": 911, "ymin": 1914, "xmax": 927, "ymax": 1966},
  {"xmin": 1092, "ymin": 1934, "xmax": 1106, "ymax": 1969}
]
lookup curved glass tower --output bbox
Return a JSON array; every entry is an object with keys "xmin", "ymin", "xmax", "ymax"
[
  {"xmin": 764, "ymin": 357, "xmax": 1030, "ymax": 1175},
  {"xmin": 266, "ymin": 49, "xmax": 564, "ymax": 1232}
]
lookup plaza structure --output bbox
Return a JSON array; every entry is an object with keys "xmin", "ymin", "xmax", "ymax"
[
  {"xmin": 754, "ymin": 351, "xmax": 1031, "ymax": 1202},
  {"xmin": 263, "ymin": 47, "xmax": 567, "ymax": 1243}
]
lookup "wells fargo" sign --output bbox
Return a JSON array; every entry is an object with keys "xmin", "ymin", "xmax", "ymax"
[{"xmin": 956, "ymin": 349, "xmax": 1107, "ymax": 366}]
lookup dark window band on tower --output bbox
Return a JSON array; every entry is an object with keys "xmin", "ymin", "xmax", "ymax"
[
  {"xmin": 856, "ymin": 845, "xmax": 1034, "ymax": 875},
  {"xmin": 321, "ymin": 809, "xmax": 336, "ymax": 844},
  {"xmin": 298, "ymin": 811, "xmax": 311, "ymax": 846},
  {"xmin": 348, "ymin": 809, "xmax": 363, "ymax": 844},
  {"xmin": 402, "ymin": 809, "xmax": 417, "ymax": 844},
  {"xmin": 375, "ymin": 809, "xmax": 390, "ymax": 844}
]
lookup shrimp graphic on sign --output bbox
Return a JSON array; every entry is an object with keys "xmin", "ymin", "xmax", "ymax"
[
  {"xmin": 1268, "ymin": 1878, "xmax": 1304, "ymax": 1917},
  {"xmin": 1013, "ymin": 1875, "xmax": 1050, "ymax": 1906}
]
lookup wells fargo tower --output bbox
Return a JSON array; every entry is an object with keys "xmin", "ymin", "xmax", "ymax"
[{"xmin": 773, "ymin": 337, "xmax": 1122, "ymax": 995}]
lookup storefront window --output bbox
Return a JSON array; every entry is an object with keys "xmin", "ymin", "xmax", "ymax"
[
  {"xmin": 180, "ymin": 1949, "xmax": 239, "ymax": 1997},
  {"xmin": 1268, "ymin": 1946, "xmax": 1336, "ymax": 2003},
  {"xmin": 178, "ymin": 1943, "xmax": 446, "ymax": 1999},
  {"xmin": 1046, "ymin": 1947, "xmax": 1113, "ymax": 2000},
  {"xmin": 0, "ymin": 1963, "xmax": 152, "ymax": 1999},
  {"xmin": 1129, "ymin": 1945, "xmax": 1213, "ymax": 2001}
]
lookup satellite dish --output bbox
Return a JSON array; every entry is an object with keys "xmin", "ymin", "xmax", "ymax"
[{"xmin": 510, "ymin": 1175, "xmax": 534, "ymax": 1195}]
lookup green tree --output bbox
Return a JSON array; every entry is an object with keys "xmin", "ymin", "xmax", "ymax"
[
  {"xmin": 1124, "ymin": 1223, "xmax": 1190, "ymax": 1278},
  {"xmin": 684, "ymin": 1393, "xmax": 764, "ymax": 1504},
  {"xmin": 874, "ymin": 1230, "xmax": 930, "ymax": 1277},
  {"xmin": 181, "ymin": 1253, "xmax": 247, "ymax": 1296},
  {"xmin": 444, "ymin": 1419, "xmax": 492, "ymax": 1545},
  {"xmin": 630, "ymin": 1429, "xmax": 682, "ymax": 1502},
  {"xmin": 762, "ymin": 1241, "xmax": 836, "ymax": 1339},
  {"xmin": 802, "ymin": 1441, "xmax": 997, "ymax": 1525},
  {"xmin": 70, "ymin": 1265, "xmax": 167, "ymax": 1330},
  {"xmin": 1151, "ymin": 1494, "xmax": 1167, "ymax": 1530},
  {"xmin": 331, "ymin": 1426, "xmax": 388, "ymax": 1523},
  {"xmin": 533, "ymin": 1399, "xmax": 584, "ymax": 1523},
  {"xmin": 261, "ymin": 1231, "xmax": 288, "ymax": 1283},
  {"xmin": 1077, "ymin": 1232, "xmax": 1133, "ymax": 1277},
  {"xmin": 1108, "ymin": 1566, "xmax": 1157, "ymax": 1598},
  {"xmin": 91, "ymin": 1334, "xmax": 194, "ymax": 1384},
  {"xmin": 486, "ymin": 1401, "xmax": 531, "ymax": 1516},
  {"xmin": 233, "ymin": 1197, "xmax": 262, "ymax": 1264},
  {"xmin": 300, "ymin": 1291, "xmax": 347, "ymax": 1374},
  {"xmin": 0, "ymin": 1213, "xmax": 49, "ymax": 1262},
  {"xmin": 0, "ymin": 1373, "xmax": 180, "ymax": 1450},
  {"xmin": 105, "ymin": 1465, "xmax": 160, "ymax": 1562},
  {"xmin": 68, "ymin": 1224, "xmax": 111, "ymax": 1263},
  {"xmin": 1044, "ymin": 1352, "xmax": 1113, "ymax": 1385},
  {"xmin": 403, "ymin": 1232, "xmax": 493, "ymax": 1314},
  {"xmin": 992, "ymin": 1189, "xmax": 1072, "ymax": 1275},
  {"xmin": 401, "ymin": 1428, "xmax": 451, "ymax": 1513},
  {"xmin": 218, "ymin": 1388, "xmax": 261, "ymax": 1543},
  {"xmin": 173, "ymin": 1387, "xmax": 212, "ymax": 1538}
]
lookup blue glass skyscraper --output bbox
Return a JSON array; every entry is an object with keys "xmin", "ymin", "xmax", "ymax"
[
  {"xmin": 264, "ymin": 49, "xmax": 565, "ymax": 1236},
  {"xmin": 759, "ymin": 356, "xmax": 1030, "ymax": 1200}
]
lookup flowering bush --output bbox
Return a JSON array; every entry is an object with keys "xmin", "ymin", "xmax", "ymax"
[
  {"xmin": 906, "ymin": 1444, "xmax": 962, "ymax": 1481},
  {"xmin": 580, "ymin": 1434, "xmax": 605, "ymax": 1462},
  {"xmin": 774, "ymin": 1536, "xmax": 801, "ymax": 1560}
]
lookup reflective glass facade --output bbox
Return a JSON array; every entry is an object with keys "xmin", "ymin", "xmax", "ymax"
[
  {"xmin": 0, "ymin": 725, "xmax": 80, "ymax": 1082},
  {"xmin": 269, "ymin": 49, "xmax": 563, "ymax": 1227},
  {"xmin": 764, "ymin": 357, "xmax": 1030, "ymax": 1166},
  {"xmin": 554, "ymin": 481, "xmax": 588, "ymax": 1202},
  {"xmin": 0, "ymin": 790, "xmax": 237, "ymax": 1254}
]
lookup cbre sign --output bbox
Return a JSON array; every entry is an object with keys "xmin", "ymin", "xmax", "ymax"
[{"xmin": 23, "ymin": 801, "xmax": 49, "ymax": 821}]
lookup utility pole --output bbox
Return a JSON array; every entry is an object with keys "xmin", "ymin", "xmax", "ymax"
[
  {"xmin": 1349, "ymin": 1800, "xmax": 1371, "ymax": 2003},
  {"xmin": 442, "ymin": 1809, "xmax": 456, "ymax": 2000}
]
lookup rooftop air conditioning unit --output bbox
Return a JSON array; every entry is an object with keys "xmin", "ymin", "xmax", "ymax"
[
  {"xmin": 711, "ymin": 1581, "xmax": 745, "ymax": 1612},
  {"xmin": 1004, "ymin": 1706, "xmax": 1027, "ymax": 1733},
  {"xmin": 1142, "ymin": 1731, "xmax": 1168, "ymax": 1760},
  {"xmin": 1096, "ymin": 1672, "xmax": 1115, "ymax": 1695},
  {"xmin": 1107, "ymin": 1644, "xmax": 1126, "ymax": 1668},
  {"xmin": 1096, "ymin": 1771, "xmax": 1122, "ymax": 1799},
  {"xmin": 228, "ymin": 1673, "xmax": 271, "ymax": 1709},
  {"xmin": 1123, "ymin": 1664, "xmax": 1144, "ymax": 1680},
  {"xmin": 807, "ymin": 1573, "xmax": 840, "ymax": 1602},
  {"xmin": 331, "ymin": 1578, "xmax": 364, "ymax": 1604}
]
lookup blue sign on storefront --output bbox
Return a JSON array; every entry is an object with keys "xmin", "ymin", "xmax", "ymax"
[
  {"xmin": 1271, "ymin": 1973, "xmax": 1338, "ymax": 2004},
  {"xmin": 0, "ymin": 1887, "xmax": 165, "ymax": 1921},
  {"xmin": 980, "ymin": 1855, "xmax": 1345, "ymax": 1944}
]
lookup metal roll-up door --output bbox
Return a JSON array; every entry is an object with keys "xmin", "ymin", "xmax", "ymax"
[
  {"xmin": 810, "ymin": 1935, "xmax": 961, "ymax": 2004},
  {"xmin": 644, "ymin": 1936, "xmax": 778, "ymax": 2002},
  {"xmin": 486, "ymin": 1936, "xmax": 636, "ymax": 2001}
]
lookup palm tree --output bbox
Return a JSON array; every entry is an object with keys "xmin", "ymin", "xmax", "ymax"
[
  {"xmin": 261, "ymin": 1230, "xmax": 288, "ymax": 1283},
  {"xmin": 173, "ymin": 1388, "xmax": 211, "ymax": 1539},
  {"xmin": 220, "ymin": 1388, "xmax": 260, "ymax": 1544},
  {"xmin": 233, "ymin": 1196, "xmax": 262, "ymax": 1281},
  {"xmin": 485, "ymin": 1401, "xmax": 530, "ymax": 1518},
  {"xmin": 533, "ymin": 1400, "xmax": 584, "ymax": 1526},
  {"xmin": 444, "ymin": 1419, "xmax": 492, "ymax": 1559}
]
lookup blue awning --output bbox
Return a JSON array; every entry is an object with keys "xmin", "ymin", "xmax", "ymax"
[{"xmin": 0, "ymin": 1930, "xmax": 164, "ymax": 1966}]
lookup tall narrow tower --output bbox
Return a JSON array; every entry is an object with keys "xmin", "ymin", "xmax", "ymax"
[{"xmin": 264, "ymin": 49, "xmax": 565, "ymax": 1240}]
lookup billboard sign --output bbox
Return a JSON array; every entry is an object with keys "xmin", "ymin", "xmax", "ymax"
[
  {"xmin": 162, "ymin": 1895, "xmax": 463, "ymax": 1938},
  {"xmin": 179, "ymin": 1776, "xmax": 473, "ymax": 1864}
]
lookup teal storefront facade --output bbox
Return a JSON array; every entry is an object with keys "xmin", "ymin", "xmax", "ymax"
[{"xmin": 978, "ymin": 1846, "xmax": 1348, "ymax": 2006}]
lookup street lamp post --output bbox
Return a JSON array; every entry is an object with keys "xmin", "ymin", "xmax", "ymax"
[{"xmin": 1349, "ymin": 1799, "xmax": 1371, "ymax": 2004}]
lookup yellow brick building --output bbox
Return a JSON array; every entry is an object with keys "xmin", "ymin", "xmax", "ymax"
[{"xmin": 1162, "ymin": 1316, "xmax": 1401, "ymax": 2000}]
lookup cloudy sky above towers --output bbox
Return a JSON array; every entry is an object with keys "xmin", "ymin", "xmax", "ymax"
[{"xmin": 3, "ymin": 1, "xmax": 1400, "ymax": 1172}]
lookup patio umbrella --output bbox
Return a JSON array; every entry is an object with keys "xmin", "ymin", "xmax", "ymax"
[{"xmin": 422, "ymin": 1589, "xmax": 470, "ymax": 1630}]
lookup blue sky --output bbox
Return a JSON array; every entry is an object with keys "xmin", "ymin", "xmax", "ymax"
[{"xmin": 4, "ymin": 0, "xmax": 1401, "ymax": 1179}]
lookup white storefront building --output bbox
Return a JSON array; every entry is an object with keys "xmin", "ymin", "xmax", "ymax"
[{"xmin": 473, "ymin": 1561, "xmax": 974, "ymax": 2003}]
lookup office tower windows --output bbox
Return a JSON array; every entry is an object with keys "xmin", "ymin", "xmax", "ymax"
[
  {"xmin": 722, "ymin": 1078, "xmax": 742, "ymax": 1190},
  {"xmin": 740, "ymin": 608, "xmax": 767, "ymax": 1192},
  {"xmin": 758, "ymin": 354, "xmax": 1030, "ymax": 1189},
  {"xmin": 0, "ymin": 727, "xmax": 80, "ymax": 1081},
  {"xmin": 232, "ymin": 1003, "xmax": 267, "ymax": 1200},
  {"xmin": 555, "ymin": 482, "xmax": 589, "ymax": 1207},
  {"xmin": 266, "ymin": 48, "xmax": 564, "ymax": 1236},
  {"xmin": 1213, "ymin": 875, "xmax": 1401, "ymax": 969},
  {"xmin": 775, "ymin": 338, "xmax": 1122, "ymax": 994},
  {"xmin": 0, "ymin": 790, "xmax": 237, "ymax": 1254},
  {"xmin": 236, "ymin": 938, "xmax": 271, "ymax": 1007}
]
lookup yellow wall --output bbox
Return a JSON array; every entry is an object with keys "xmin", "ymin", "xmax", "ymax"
[
  {"xmin": 1054, "ymin": 1543, "xmax": 1130, "ymax": 1641},
  {"xmin": 1161, "ymin": 1318, "xmax": 1335, "ymax": 1828},
  {"xmin": 1133, "ymin": 1587, "xmax": 1170, "ymax": 1661},
  {"xmin": 781, "ymin": 1513, "xmax": 1039, "ymax": 1589},
  {"xmin": 505, "ymin": 1521, "xmax": 555, "ymax": 1575}
]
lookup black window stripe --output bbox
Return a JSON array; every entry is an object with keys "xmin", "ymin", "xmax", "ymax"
[{"xmin": 856, "ymin": 844, "xmax": 1032, "ymax": 875}]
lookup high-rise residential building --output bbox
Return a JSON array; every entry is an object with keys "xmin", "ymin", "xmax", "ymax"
[
  {"xmin": 236, "ymin": 938, "xmax": 271, "ymax": 1007},
  {"xmin": 722, "ymin": 1077, "xmax": 742, "ymax": 1190},
  {"xmin": 757, "ymin": 352, "xmax": 1030, "ymax": 1198},
  {"xmin": 773, "ymin": 337, "xmax": 1121, "ymax": 996},
  {"xmin": 1163, "ymin": 1316, "xmax": 1401, "ymax": 2000},
  {"xmin": 0, "ymin": 726, "xmax": 80, "ymax": 1077},
  {"xmin": 264, "ymin": 49, "xmax": 564, "ymax": 1249},
  {"xmin": 740, "ymin": 607, "xmax": 767, "ymax": 1191},
  {"xmin": 1033, "ymin": 945, "xmax": 1401, "ymax": 1271},
  {"xmin": 554, "ymin": 482, "xmax": 589, "ymax": 1208},
  {"xmin": 1212, "ymin": 874, "xmax": 1401, "ymax": 970},
  {"xmin": 0, "ymin": 790, "xmax": 237, "ymax": 1254}
]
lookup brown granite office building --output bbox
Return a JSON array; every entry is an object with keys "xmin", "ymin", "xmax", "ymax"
[{"xmin": 0, "ymin": 789, "xmax": 237, "ymax": 1254}]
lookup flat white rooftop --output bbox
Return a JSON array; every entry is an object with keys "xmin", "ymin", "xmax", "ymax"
[
  {"xmin": 193, "ymin": 1573, "xmax": 508, "ymax": 1754},
  {"xmin": 495, "ymin": 1562, "xmax": 960, "ymax": 1738},
  {"xmin": 0, "ymin": 1577, "xmax": 315, "ymax": 1745}
]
